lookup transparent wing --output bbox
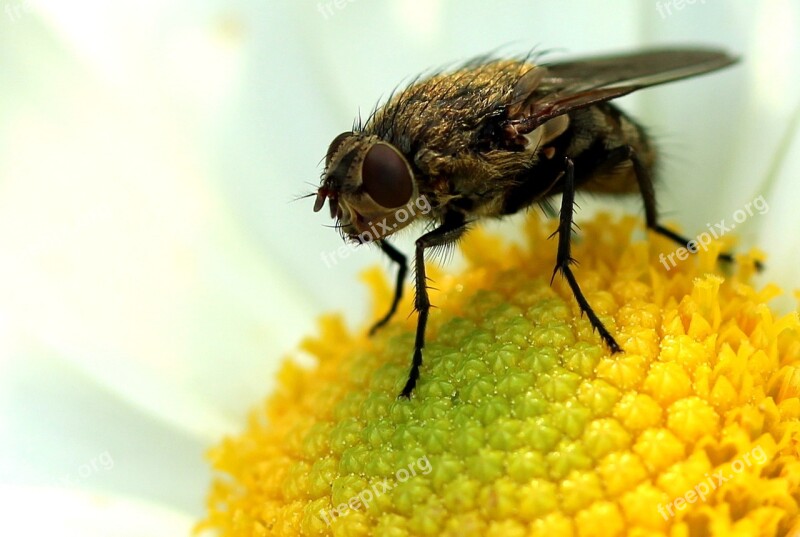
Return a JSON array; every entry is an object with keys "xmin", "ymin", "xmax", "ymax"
[{"xmin": 506, "ymin": 47, "xmax": 738, "ymax": 133}]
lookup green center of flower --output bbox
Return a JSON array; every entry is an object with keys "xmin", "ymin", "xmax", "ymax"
[{"xmin": 200, "ymin": 214, "xmax": 800, "ymax": 537}]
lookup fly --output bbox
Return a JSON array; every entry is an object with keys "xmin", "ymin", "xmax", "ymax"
[{"xmin": 313, "ymin": 47, "xmax": 741, "ymax": 398}]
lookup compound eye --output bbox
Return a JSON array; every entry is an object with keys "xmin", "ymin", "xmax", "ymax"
[
  {"xmin": 325, "ymin": 131, "xmax": 353, "ymax": 166},
  {"xmin": 361, "ymin": 143, "xmax": 413, "ymax": 208}
]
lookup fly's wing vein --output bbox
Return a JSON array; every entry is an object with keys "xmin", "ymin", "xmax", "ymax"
[{"xmin": 506, "ymin": 48, "xmax": 737, "ymax": 133}]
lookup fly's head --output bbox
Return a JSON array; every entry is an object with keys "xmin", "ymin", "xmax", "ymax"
[{"xmin": 314, "ymin": 132, "xmax": 422, "ymax": 243}]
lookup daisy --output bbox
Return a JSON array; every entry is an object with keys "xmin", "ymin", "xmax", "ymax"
[{"xmin": 0, "ymin": 1, "xmax": 797, "ymax": 535}]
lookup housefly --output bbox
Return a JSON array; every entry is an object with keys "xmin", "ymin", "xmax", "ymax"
[{"xmin": 312, "ymin": 47, "xmax": 739, "ymax": 397}]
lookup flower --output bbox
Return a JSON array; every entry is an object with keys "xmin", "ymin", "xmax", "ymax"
[
  {"xmin": 200, "ymin": 213, "xmax": 800, "ymax": 536},
  {"xmin": 2, "ymin": 2, "xmax": 799, "ymax": 534}
]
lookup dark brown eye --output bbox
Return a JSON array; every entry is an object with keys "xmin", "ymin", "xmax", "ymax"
[
  {"xmin": 325, "ymin": 131, "xmax": 353, "ymax": 166},
  {"xmin": 361, "ymin": 143, "xmax": 413, "ymax": 208}
]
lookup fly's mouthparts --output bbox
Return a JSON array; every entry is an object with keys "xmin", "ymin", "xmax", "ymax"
[{"xmin": 312, "ymin": 190, "xmax": 326, "ymax": 213}]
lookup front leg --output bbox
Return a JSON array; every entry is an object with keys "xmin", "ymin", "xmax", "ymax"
[
  {"xmin": 369, "ymin": 240, "xmax": 407, "ymax": 335},
  {"xmin": 400, "ymin": 212, "xmax": 468, "ymax": 398},
  {"xmin": 552, "ymin": 157, "xmax": 622, "ymax": 354}
]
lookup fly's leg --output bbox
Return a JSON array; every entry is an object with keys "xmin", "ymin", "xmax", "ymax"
[
  {"xmin": 400, "ymin": 213, "xmax": 467, "ymax": 398},
  {"xmin": 369, "ymin": 240, "xmax": 408, "ymax": 335},
  {"xmin": 606, "ymin": 145, "xmax": 760, "ymax": 269},
  {"xmin": 552, "ymin": 157, "xmax": 622, "ymax": 354}
]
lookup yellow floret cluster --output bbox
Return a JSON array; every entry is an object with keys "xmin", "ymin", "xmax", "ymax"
[{"xmin": 200, "ymin": 213, "xmax": 800, "ymax": 537}]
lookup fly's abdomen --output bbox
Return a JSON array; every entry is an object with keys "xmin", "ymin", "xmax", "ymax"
[{"xmin": 570, "ymin": 104, "xmax": 657, "ymax": 195}]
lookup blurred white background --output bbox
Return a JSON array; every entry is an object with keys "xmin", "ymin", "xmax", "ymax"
[{"xmin": 0, "ymin": 0, "xmax": 798, "ymax": 534}]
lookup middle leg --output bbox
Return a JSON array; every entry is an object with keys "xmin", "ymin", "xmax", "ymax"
[{"xmin": 552, "ymin": 156, "xmax": 622, "ymax": 354}]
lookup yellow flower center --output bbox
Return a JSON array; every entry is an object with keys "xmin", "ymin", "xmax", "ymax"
[{"xmin": 200, "ymin": 214, "xmax": 800, "ymax": 537}]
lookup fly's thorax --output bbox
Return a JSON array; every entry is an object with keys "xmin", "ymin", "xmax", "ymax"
[
  {"xmin": 314, "ymin": 132, "xmax": 424, "ymax": 243},
  {"xmin": 517, "ymin": 114, "xmax": 570, "ymax": 154}
]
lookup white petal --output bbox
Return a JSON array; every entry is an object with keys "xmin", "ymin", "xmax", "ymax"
[
  {"xmin": 755, "ymin": 102, "xmax": 800, "ymax": 312},
  {"xmin": 640, "ymin": 1, "xmax": 800, "ymax": 234},
  {"xmin": 0, "ymin": 345, "xmax": 215, "ymax": 514},
  {"xmin": 0, "ymin": 485, "xmax": 198, "ymax": 537},
  {"xmin": 636, "ymin": 0, "xmax": 800, "ymax": 292},
  {"xmin": 0, "ymin": 5, "xmax": 316, "ymax": 440}
]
